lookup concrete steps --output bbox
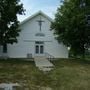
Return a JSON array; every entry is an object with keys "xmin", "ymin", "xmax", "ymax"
[{"xmin": 34, "ymin": 56, "xmax": 54, "ymax": 72}]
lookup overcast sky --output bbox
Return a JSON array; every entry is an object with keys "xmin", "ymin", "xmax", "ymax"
[{"xmin": 18, "ymin": 0, "xmax": 60, "ymax": 22}]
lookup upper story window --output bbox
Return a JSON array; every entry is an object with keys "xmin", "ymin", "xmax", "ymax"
[
  {"xmin": 35, "ymin": 32, "xmax": 45, "ymax": 37},
  {"xmin": 35, "ymin": 41, "xmax": 44, "ymax": 44}
]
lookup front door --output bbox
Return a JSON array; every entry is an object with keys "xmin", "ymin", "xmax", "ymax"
[{"xmin": 35, "ymin": 41, "xmax": 44, "ymax": 56}]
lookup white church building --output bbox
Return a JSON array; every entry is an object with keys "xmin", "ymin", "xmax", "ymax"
[{"xmin": 0, "ymin": 11, "xmax": 69, "ymax": 58}]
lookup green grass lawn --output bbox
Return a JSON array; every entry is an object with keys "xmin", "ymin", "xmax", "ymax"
[{"xmin": 0, "ymin": 59, "xmax": 90, "ymax": 90}]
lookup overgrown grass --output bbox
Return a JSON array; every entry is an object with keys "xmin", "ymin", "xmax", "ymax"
[
  {"xmin": 0, "ymin": 59, "xmax": 90, "ymax": 90},
  {"xmin": 49, "ymin": 59, "xmax": 90, "ymax": 90}
]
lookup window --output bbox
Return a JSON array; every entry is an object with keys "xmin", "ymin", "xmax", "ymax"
[
  {"xmin": 3, "ymin": 44, "xmax": 7, "ymax": 53},
  {"xmin": 35, "ymin": 41, "xmax": 44, "ymax": 44},
  {"xmin": 35, "ymin": 45, "xmax": 39, "ymax": 54},
  {"xmin": 40, "ymin": 45, "xmax": 44, "ymax": 54},
  {"xmin": 35, "ymin": 33, "xmax": 45, "ymax": 37}
]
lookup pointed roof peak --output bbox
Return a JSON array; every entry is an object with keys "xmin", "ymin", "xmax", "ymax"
[
  {"xmin": 38, "ymin": 10, "xmax": 42, "ymax": 13},
  {"xmin": 20, "ymin": 11, "xmax": 53, "ymax": 25},
  {"xmin": 37, "ymin": 10, "xmax": 43, "ymax": 15}
]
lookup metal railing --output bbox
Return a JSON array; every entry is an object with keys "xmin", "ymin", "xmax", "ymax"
[{"xmin": 45, "ymin": 52, "xmax": 55, "ymax": 61}]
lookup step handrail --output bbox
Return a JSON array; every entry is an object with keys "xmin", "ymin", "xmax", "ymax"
[{"xmin": 45, "ymin": 52, "xmax": 55, "ymax": 61}]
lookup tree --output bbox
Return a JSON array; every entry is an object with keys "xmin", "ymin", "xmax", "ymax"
[
  {"xmin": 0, "ymin": 0, "xmax": 25, "ymax": 53},
  {"xmin": 51, "ymin": 0, "xmax": 90, "ymax": 58}
]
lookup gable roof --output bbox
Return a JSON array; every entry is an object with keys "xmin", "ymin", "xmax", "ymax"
[{"xmin": 20, "ymin": 11, "xmax": 53, "ymax": 25}]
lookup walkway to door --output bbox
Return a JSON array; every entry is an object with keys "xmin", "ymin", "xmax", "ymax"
[{"xmin": 34, "ymin": 56, "xmax": 54, "ymax": 72}]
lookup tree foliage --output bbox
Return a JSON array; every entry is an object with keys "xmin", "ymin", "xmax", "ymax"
[
  {"xmin": 51, "ymin": 0, "xmax": 90, "ymax": 57},
  {"xmin": 0, "ymin": 0, "xmax": 25, "ymax": 52}
]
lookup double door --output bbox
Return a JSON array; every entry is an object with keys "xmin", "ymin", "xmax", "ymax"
[{"xmin": 35, "ymin": 41, "xmax": 44, "ymax": 56}]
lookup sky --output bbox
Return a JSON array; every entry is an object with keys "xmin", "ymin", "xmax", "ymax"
[{"xmin": 18, "ymin": 0, "xmax": 60, "ymax": 22}]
